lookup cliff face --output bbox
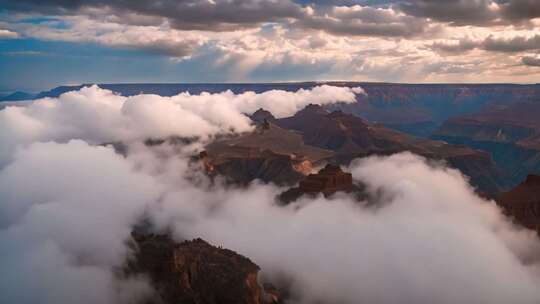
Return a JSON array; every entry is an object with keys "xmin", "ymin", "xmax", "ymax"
[
  {"xmin": 299, "ymin": 164, "xmax": 353, "ymax": 194},
  {"xmin": 202, "ymin": 122, "xmax": 333, "ymax": 186},
  {"xmin": 273, "ymin": 104, "xmax": 505, "ymax": 194},
  {"xmin": 332, "ymin": 83, "xmax": 540, "ymax": 137},
  {"xmin": 276, "ymin": 105, "xmax": 407, "ymax": 156},
  {"xmin": 435, "ymin": 102, "xmax": 540, "ymax": 190},
  {"xmin": 498, "ymin": 175, "xmax": 540, "ymax": 234},
  {"xmin": 435, "ymin": 102, "xmax": 540, "ymax": 144},
  {"xmin": 206, "ymin": 150, "xmax": 306, "ymax": 186},
  {"xmin": 128, "ymin": 233, "xmax": 278, "ymax": 304},
  {"xmin": 198, "ymin": 104, "xmax": 505, "ymax": 194}
]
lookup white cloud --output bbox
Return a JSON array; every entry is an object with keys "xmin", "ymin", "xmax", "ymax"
[
  {"xmin": 0, "ymin": 85, "xmax": 360, "ymax": 164},
  {"xmin": 0, "ymin": 140, "xmax": 158, "ymax": 304},
  {"xmin": 16, "ymin": 15, "xmax": 207, "ymax": 59},
  {"xmin": 0, "ymin": 28, "xmax": 18, "ymax": 39},
  {"xmin": 6, "ymin": 9, "xmax": 540, "ymax": 82}
]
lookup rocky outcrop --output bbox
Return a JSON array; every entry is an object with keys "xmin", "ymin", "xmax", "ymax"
[
  {"xmin": 498, "ymin": 175, "xmax": 540, "ymax": 234},
  {"xmin": 279, "ymin": 164, "xmax": 363, "ymax": 204},
  {"xmin": 250, "ymin": 108, "xmax": 276, "ymax": 125},
  {"xmin": 202, "ymin": 122, "xmax": 333, "ymax": 186},
  {"xmin": 299, "ymin": 164, "xmax": 353, "ymax": 194},
  {"xmin": 206, "ymin": 149, "xmax": 306, "ymax": 186},
  {"xmin": 128, "ymin": 232, "xmax": 280, "ymax": 304}
]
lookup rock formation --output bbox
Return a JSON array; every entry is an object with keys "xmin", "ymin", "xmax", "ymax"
[
  {"xmin": 273, "ymin": 104, "xmax": 505, "ymax": 194},
  {"xmin": 498, "ymin": 175, "xmax": 540, "ymax": 234},
  {"xmin": 202, "ymin": 121, "xmax": 333, "ymax": 186},
  {"xmin": 196, "ymin": 104, "xmax": 506, "ymax": 194},
  {"xmin": 250, "ymin": 108, "xmax": 276, "ymax": 125},
  {"xmin": 278, "ymin": 164, "xmax": 362, "ymax": 204},
  {"xmin": 299, "ymin": 164, "xmax": 353, "ymax": 194},
  {"xmin": 127, "ymin": 231, "xmax": 281, "ymax": 304}
]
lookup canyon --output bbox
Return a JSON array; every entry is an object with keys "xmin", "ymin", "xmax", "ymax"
[
  {"xmin": 18, "ymin": 82, "xmax": 539, "ymax": 193},
  {"xmin": 201, "ymin": 104, "xmax": 505, "ymax": 194},
  {"xmin": 434, "ymin": 102, "xmax": 540, "ymax": 190}
]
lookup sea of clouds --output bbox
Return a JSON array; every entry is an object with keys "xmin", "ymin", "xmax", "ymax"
[{"xmin": 1, "ymin": 85, "xmax": 540, "ymax": 304}]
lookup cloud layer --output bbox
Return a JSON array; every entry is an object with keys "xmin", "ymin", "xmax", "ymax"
[
  {"xmin": 1, "ymin": 0, "xmax": 540, "ymax": 85},
  {"xmin": 155, "ymin": 152, "xmax": 540, "ymax": 304},
  {"xmin": 0, "ymin": 85, "xmax": 361, "ymax": 163},
  {"xmin": 1, "ymin": 87, "xmax": 540, "ymax": 303},
  {"xmin": 0, "ymin": 140, "xmax": 158, "ymax": 304}
]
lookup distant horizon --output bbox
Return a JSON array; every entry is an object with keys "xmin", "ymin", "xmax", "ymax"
[{"xmin": 4, "ymin": 80, "xmax": 540, "ymax": 96}]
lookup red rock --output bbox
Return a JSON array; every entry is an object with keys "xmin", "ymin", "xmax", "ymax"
[
  {"xmin": 299, "ymin": 164, "xmax": 353, "ymax": 194},
  {"xmin": 128, "ymin": 232, "xmax": 280, "ymax": 304},
  {"xmin": 278, "ymin": 164, "xmax": 360, "ymax": 204},
  {"xmin": 275, "ymin": 104, "xmax": 504, "ymax": 194},
  {"xmin": 498, "ymin": 175, "xmax": 540, "ymax": 234}
]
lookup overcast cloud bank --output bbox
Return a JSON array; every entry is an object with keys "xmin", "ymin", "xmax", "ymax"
[{"xmin": 2, "ymin": 0, "xmax": 540, "ymax": 87}]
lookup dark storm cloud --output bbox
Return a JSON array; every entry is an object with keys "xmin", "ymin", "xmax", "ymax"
[
  {"xmin": 294, "ymin": 0, "xmax": 402, "ymax": 5},
  {"xmin": 0, "ymin": 0, "xmax": 434, "ymax": 37},
  {"xmin": 430, "ymin": 35, "xmax": 540, "ymax": 55},
  {"xmin": 0, "ymin": 0, "xmax": 304, "ymax": 31},
  {"xmin": 430, "ymin": 39, "xmax": 478, "ymax": 53},
  {"xmin": 306, "ymin": 0, "xmax": 540, "ymax": 24},
  {"xmin": 296, "ymin": 5, "xmax": 428, "ymax": 37},
  {"xmin": 499, "ymin": 0, "xmax": 540, "ymax": 22},
  {"xmin": 399, "ymin": 0, "xmax": 499, "ymax": 26},
  {"xmin": 121, "ymin": 38, "xmax": 202, "ymax": 58},
  {"xmin": 400, "ymin": 0, "xmax": 540, "ymax": 26},
  {"xmin": 2, "ymin": 0, "xmax": 540, "ymax": 34},
  {"xmin": 482, "ymin": 34, "xmax": 540, "ymax": 52},
  {"xmin": 522, "ymin": 56, "xmax": 540, "ymax": 67}
]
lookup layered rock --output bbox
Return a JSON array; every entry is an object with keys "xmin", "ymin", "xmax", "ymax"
[
  {"xmin": 435, "ymin": 102, "xmax": 540, "ymax": 190},
  {"xmin": 199, "ymin": 104, "xmax": 505, "ymax": 194},
  {"xmin": 435, "ymin": 102, "xmax": 540, "ymax": 145},
  {"xmin": 202, "ymin": 149, "xmax": 306, "ymax": 186},
  {"xmin": 202, "ymin": 121, "xmax": 333, "ymax": 185},
  {"xmin": 274, "ymin": 104, "xmax": 505, "ymax": 194},
  {"xmin": 331, "ymin": 83, "xmax": 540, "ymax": 137},
  {"xmin": 128, "ymin": 232, "xmax": 280, "ymax": 304},
  {"xmin": 299, "ymin": 164, "xmax": 353, "ymax": 194},
  {"xmin": 278, "ymin": 164, "xmax": 363, "ymax": 204},
  {"xmin": 498, "ymin": 175, "xmax": 540, "ymax": 234}
]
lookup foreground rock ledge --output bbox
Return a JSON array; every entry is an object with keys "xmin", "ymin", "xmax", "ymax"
[
  {"xmin": 498, "ymin": 174, "xmax": 540, "ymax": 234},
  {"xmin": 127, "ymin": 232, "xmax": 280, "ymax": 304}
]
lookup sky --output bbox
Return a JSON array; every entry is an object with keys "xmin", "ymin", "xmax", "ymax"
[{"xmin": 0, "ymin": 0, "xmax": 540, "ymax": 92}]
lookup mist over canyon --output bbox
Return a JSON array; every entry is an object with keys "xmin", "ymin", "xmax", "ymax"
[
  {"xmin": 1, "ymin": 85, "xmax": 540, "ymax": 304},
  {"xmin": 3, "ymin": 0, "xmax": 540, "ymax": 302}
]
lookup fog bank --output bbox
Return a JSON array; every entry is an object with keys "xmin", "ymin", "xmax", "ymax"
[{"xmin": 1, "ymin": 86, "xmax": 540, "ymax": 304}]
